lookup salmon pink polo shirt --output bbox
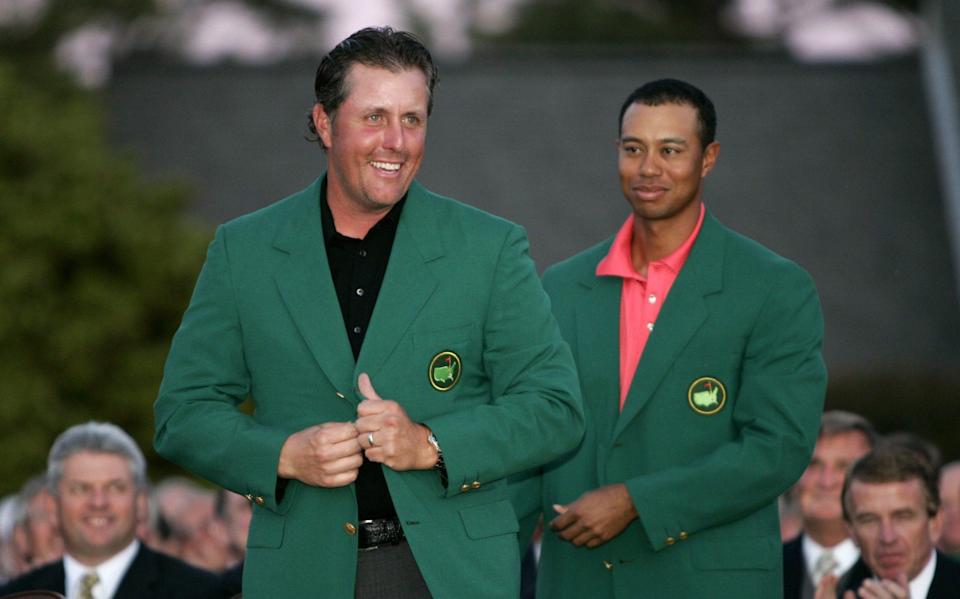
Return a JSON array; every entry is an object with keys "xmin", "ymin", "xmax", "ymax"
[{"xmin": 595, "ymin": 204, "xmax": 705, "ymax": 411}]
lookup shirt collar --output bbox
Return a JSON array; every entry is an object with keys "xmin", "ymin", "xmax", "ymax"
[
  {"xmin": 909, "ymin": 550, "xmax": 937, "ymax": 599},
  {"xmin": 64, "ymin": 539, "xmax": 139, "ymax": 599},
  {"xmin": 801, "ymin": 535, "xmax": 860, "ymax": 582},
  {"xmin": 320, "ymin": 178, "xmax": 406, "ymax": 243},
  {"xmin": 596, "ymin": 203, "xmax": 705, "ymax": 281}
]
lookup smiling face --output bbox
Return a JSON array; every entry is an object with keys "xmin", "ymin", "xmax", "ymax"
[
  {"xmin": 617, "ymin": 102, "xmax": 718, "ymax": 225},
  {"xmin": 55, "ymin": 451, "xmax": 144, "ymax": 566},
  {"xmin": 846, "ymin": 478, "xmax": 941, "ymax": 582},
  {"xmin": 313, "ymin": 63, "xmax": 428, "ymax": 219},
  {"xmin": 798, "ymin": 431, "xmax": 873, "ymax": 528}
]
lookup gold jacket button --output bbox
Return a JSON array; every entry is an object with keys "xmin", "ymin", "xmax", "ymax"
[
  {"xmin": 678, "ymin": 531, "xmax": 688, "ymax": 540},
  {"xmin": 459, "ymin": 483, "xmax": 471, "ymax": 493},
  {"xmin": 243, "ymin": 494, "xmax": 253, "ymax": 503},
  {"xmin": 344, "ymin": 522, "xmax": 357, "ymax": 535},
  {"xmin": 602, "ymin": 560, "xmax": 614, "ymax": 571},
  {"xmin": 471, "ymin": 481, "xmax": 481, "ymax": 489},
  {"xmin": 254, "ymin": 496, "xmax": 265, "ymax": 506},
  {"xmin": 665, "ymin": 536, "xmax": 676, "ymax": 546}
]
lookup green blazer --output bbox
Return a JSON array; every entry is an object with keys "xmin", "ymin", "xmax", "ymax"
[
  {"xmin": 154, "ymin": 177, "xmax": 584, "ymax": 599},
  {"xmin": 511, "ymin": 212, "xmax": 826, "ymax": 599}
]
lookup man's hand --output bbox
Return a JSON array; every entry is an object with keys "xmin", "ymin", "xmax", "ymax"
[
  {"xmin": 277, "ymin": 422, "xmax": 363, "ymax": 487},
  {"xmin": 355, "ymin": 373, "xmax": 436, "ymax": 471},
  {"xmin": 851, "ymin": 574, "xmax": 911, "ymax": 599},
  {"xmin": 549, "ymin": 483, "xmax": 638, "ymax": 548},
  {"xmin": 814, "ymin": 573, "xmax": 839, "ymax": 599}
]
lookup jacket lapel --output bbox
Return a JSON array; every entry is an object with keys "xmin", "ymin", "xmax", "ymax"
[
  {"xmin": 573, "ymin": 250, "xmax": 622, "ymax": 451},
  {"xmin": 113, "ymin": 544, "xmax": 153, "ymax": 599},
  {"xmin": 354, "ymin": 181, "xmax": 441, "ymax": 389},
  {"xmin": 612, "ymin": 213, "xmax": 725, "ymax": 441},
  {"xmin": 273, "ymin": 178, "xmax": 356, "ymax": 394}
]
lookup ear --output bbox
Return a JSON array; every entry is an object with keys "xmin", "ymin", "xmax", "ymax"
[
  {"xmin": 135, "ymin": 489, "xmax": 149, "ymax": 525},
  {"xmin": 700, "ymin": 141, "xmax": 720, "ymax": 178},
  {"xmin": 843, "ymin": 519, "xmax": 859, "ymax": 547},
  {"xmin": 929, "ymin": 507, "xmax": 944, "ymax": 544},
  {"xmin": 312, "ymin": 103, "xmax": 333, "ymax": 149}
]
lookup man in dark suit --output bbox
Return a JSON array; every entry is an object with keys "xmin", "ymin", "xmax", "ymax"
[
  {"xmin": 0, "ymin": 422, "xmax": 226, "ymax": 598},
  {"xmin": 829, "ymin": 445, "xmax": 960, "ymax": 599},
  {"xmin": 783, "ymin": 411, "xmax": 876, "ymax": 599}
]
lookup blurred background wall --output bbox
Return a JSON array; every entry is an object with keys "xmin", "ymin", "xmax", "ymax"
[{"xmin": 1, "ymin": 0, "xmax": 958, "ymax": 491}]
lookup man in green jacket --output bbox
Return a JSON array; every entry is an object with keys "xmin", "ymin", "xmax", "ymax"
[
  {"xmin": 511, "ymin": 78, "xmax": 826, "ymax": 598},
  {"xmin": 154, "ymin": 27, "xmax": 583, "ymax": 599}
]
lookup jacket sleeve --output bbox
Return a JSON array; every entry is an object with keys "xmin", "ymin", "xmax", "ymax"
[
  {"xmin": 154, "ymin": 226, "xmax": 291, "ymax": 513},
  {"xmin": 626, "ymin": 265, "xmax": 827, "ymax": 550},
  {"xmin": 425, "ymin": 224, "xmax": 585, "ymax": 498}
]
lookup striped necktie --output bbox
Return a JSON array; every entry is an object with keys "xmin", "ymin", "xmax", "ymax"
[
  {"xmin": 79, "ymin": 570, "xmax": 100, "ymax": 599},
  {"xmin": 812, "ymin": 549, "xmax": 838, "ymax": 584}
]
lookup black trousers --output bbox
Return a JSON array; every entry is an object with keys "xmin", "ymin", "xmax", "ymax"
[{"xmin": 355, "ymin": 539, "xmax": 432, "ymax": 599}]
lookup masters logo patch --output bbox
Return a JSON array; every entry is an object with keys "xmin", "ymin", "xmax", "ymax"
[
  {"xmin": 429, "ymin": 351, "xmax": 461, "ymax": 392},
  {"xmin": 687, "ymin": 376, "xmax": 726, "ymax": 415}
]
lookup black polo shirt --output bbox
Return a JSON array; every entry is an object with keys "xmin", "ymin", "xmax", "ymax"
[{"xmin": 320, "ymin": 188, "xmax": 404, "ymax": 521}]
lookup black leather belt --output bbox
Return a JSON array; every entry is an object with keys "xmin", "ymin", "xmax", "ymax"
[{"xmin": 358, "ymin": 518, "xmax": 405, "ymax": 551}]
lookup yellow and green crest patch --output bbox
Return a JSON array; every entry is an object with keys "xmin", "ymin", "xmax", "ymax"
[
  {"xmin": 429, "ymin": 350, "xmax": 461, "ymax": 391},
  {"xmin": 687, "ymin": 376, "xmax": 726, "ymax": 415}
]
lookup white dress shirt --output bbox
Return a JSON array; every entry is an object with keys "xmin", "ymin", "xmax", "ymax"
[
  {"xmin": 802, "ymin": 535, "xmax": 860, "ymax": 584},
  {"xmin": 63, "ymin": 539, "xmax": 139, "ymax": 599},
  {"xmin": 909, "ymin": 550, "xmax": 936, "ymax": 599}
]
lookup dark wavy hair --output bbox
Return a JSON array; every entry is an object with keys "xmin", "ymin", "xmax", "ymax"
[
  {"xmin": 842, "ymin": 443, "xmax": 941, "ymax": 521},
  {"xmin": 306, "ymin": 26, "xmax": 439, "ymax": 148}
]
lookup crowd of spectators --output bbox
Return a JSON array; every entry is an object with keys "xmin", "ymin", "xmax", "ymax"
[
  {"xmin": 0, "ymin": 426, "xmax": 251, "ymax": 595},
  {"xmin": 780, "ymin": 411, "xmax": 960, "ymax": 599},
  {"xmin": 0, "ymin": 413, "xmax": 957, "ymax": 598}
]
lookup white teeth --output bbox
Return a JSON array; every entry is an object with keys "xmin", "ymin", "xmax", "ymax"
[{"xmin": 370, "ymin": 161, "xmax": 400, "ymax": 172}]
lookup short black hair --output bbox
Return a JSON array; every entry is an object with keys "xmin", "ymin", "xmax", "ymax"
[
  {"xmin": 618, "ymin": 78, "xmax": 716, "ymax": 149},
  {"xmin": 306, "ymin": 26, "xmax": 439, "ymax": 147}
]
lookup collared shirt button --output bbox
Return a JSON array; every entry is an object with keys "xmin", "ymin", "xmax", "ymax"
[
  {"xmin": 355, "ymin": 288, "xmax": 364, "ymax": 296},
  {"xmin": 678, "ymin": 531, "xmax": 688, "ymax": 540},
  {"xmin": 358, "ymin": 249, "xmax": 367, "ymax": 258},
  {"xmin": 602, "ymin": 560, "xmax": 614, "ymax": 571},
  {"xmin": 646, "ymin": 322, "xmax": 654, "ymax": 332},
  {"xmin": 344, "ymin": 522, "xmax": 357, "ymax": 535},
  {"xmin": 665, "ymin": 536, "xmax": 676, "ymax": 545},
  {"xmin": 459, "ymin": 483, "xmax": 471, "ymax": 493},
  {"xmin": 352, "ymin": 326, "xmax": 362, "ymax": 335},
  {"xmin": 648, "ymin": 294, "xmax": 657, "ymax": 304},
  {"xmin": 471, "ymin": 481, "xmax": 481, "ymax": 489}
]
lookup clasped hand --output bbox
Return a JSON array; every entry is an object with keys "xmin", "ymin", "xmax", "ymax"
[
  {"xmin": 278, "ymin": 373, "xmax": 435, "ymax": 487},
  {"xmin": 549, "ymin": 484, "xmax": 638, "ymax": 548}
]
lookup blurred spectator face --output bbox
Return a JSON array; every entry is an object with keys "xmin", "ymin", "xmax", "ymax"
[
  {"xmin": 797, "ymin": 430, "xmax": 872, "ymax": 526},
  {"xmin": 55, "ymin": 451, "xmax": 145, "ymax": 565},
  {"xmin": 23, "ymin": 488, "xmax": 63, "ymax": 566},
  {"xmin": 222, "ymin": 491, "xmax": 252, "ymax": 553},
  {"xmin": 845, "ymin": 478, "xmax": 941, "ymax": 582},
  {"xmin": 179, "ymin": 491, "xmax": 251, "ymax": 571},
  {"xmin": 938, "ymin": 463, "xmax": 960, "ymax": 554}
]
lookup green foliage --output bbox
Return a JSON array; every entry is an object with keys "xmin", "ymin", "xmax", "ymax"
[{"xmin": 0, "ymin": 58, "xmax": 211, "ymax": 494}]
